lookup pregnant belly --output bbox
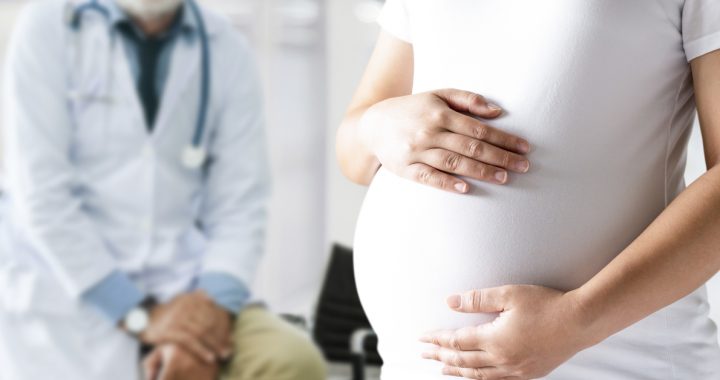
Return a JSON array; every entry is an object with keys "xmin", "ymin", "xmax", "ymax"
[{"xmin": 353, "ymin": 166, "xmax": 663, "ymax": 367}]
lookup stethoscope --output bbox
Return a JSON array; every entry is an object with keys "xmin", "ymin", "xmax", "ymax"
[{"xmin": 65, "ymin": 0, "xmax": 210, "ymax": 169}]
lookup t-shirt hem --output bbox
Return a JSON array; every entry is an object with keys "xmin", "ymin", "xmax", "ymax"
[{"xmin": 684, "ymin": 30, "xmax": 720, "ymax": 62}]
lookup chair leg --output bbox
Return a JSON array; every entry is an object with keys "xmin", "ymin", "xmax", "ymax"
[
  {"xmin": 349, "ymin": 328, "xmax": 376, "ymax": 380},
  {"xmin": 351, "ymin": 353, "xmax": 366, "ymax": 380}
]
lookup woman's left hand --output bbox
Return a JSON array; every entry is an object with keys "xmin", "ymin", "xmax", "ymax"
[{"xmin": 420, "ymin": 285, "xmax": 599, "ymax": 379}]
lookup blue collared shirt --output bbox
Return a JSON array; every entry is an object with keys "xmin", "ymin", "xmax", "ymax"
[
  {"xmin": 81, "ymin": 0, "xmax": 251, "ymax": 323},
  {"xmin": 107, "ymin": 0, "xmax": 193, "ymax": 103}
]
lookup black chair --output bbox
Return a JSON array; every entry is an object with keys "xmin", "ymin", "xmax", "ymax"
[{"xmin": 313, "ymin": 244, "xmax": 381, "ymax": 380}]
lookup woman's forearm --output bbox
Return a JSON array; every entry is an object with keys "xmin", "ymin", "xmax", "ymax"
[
  {"xmin": 336, "ymin": 31, "xmax": 415, "ymax": 186},
  {"xmin": 574, "ymin": 163, "xmax": 720, "ymax": 345},
  {"xmin": 336, "ymin": 106, "xmax": 382, "ymax": 186}
]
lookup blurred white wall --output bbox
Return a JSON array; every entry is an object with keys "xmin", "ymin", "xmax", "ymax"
[{"xmin": 325, "ymin": 0, "xmax": 378, "ymax": 248}]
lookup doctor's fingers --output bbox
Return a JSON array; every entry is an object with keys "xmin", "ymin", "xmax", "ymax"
[
  {"xmin": 422, "ymin": 346, "xmax": 494, "ymax": 369},
  {"xmin": 156, "ymin": 347, "xmax": 190, "ymax": 380},
  {"xmin": 444, "ymin": 113, "xmax": 531, "ymax": 155},
  {"xmin": 158, "ymin": 344, "xmax": 221, "ymax": 380},
  {"xmin": 162, "ymin": 329, "xmax": 219, "ymax": 364},
  {"xmin": 205, "ymin": 323, "xmax": 235, "ymax": 359},
  {"xmin": 181, "ymin": 321, "xmax": 233, "ymax": 359},
  {"xmin": 185, "ymin": 306, "xmax": 225, "ymax": 333},
  {"xmin": 143, "ymin": 349, "xmax": 163, "ymax": 380},
  {"xmin": 419, "ymin": 149, "xmax": 509, "ymax": 185},
  {"xmin": 433, "ymin": 133, "xmax": 531, "ymax": 174},
  {"xmin": 181, "ymin": 310, "xmax": 232, "ymax": 345}
]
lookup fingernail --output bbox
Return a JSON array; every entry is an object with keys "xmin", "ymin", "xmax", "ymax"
[
  {"xmin": 447, "ymin": 294, "xmax": 461, "ymax": 309},
  {"xmin": 517, "ymin": 141, "xmax": 530, "ymax": 153},
  {"xmin": 419, "ymin": 334, "xmax": 431, "ymax": 343},
  {"xmin": 447, "ymin": 294, "xmax": 462, "ymax": 309},
  {"xmin": 454, "ymin": 182, "xmax": 467, "ymax": 193},
  {"xmin": 487, "ymin": 103, "xmax": 502, "ymax": 112},
  {"xmin": 421, "ymin": 351, "xmax": 435, "ymax": 359},
  {"xmin": 495, "ymin": 171, "xmax": 507, "ymax": 183},
  {"xmin": 513, "ymin": 160, "xmax": 530, "ymax": 173}
]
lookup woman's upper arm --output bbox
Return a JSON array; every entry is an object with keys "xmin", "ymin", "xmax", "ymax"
[
  {"xmin": 345, "ymin": 30, "xmax": 414, "ymax": 115},
  {"xmin": 691, "ymin": 50, "xmax": 720, "ymax": 169}
]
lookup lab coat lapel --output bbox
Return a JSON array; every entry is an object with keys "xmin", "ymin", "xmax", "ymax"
[{"xmin": 153, "ymin": 37, "xmax": 201, "ymax": 137}]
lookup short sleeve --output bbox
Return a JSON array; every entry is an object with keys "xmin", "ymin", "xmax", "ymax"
[
  {"xmin": 682, "ymin": 0, "xmax": 720, "ymax": 61},
  {"xmin": 377, "ymin": 0, "xmax": 412, "ymax": 43}
]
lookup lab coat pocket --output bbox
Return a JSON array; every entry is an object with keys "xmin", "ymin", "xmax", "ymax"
[{"xmin": 69, "ymin": 94, "xmax": 114, "ymax": 160}]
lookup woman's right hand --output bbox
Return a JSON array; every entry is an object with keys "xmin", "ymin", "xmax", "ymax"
[{"xmin": 358, "ymin": 89, "xmax": 531, "ymax": 193}]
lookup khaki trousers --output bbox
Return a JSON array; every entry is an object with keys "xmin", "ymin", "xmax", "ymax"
[{"xmin": 220, "ymin": 305, "xmax": 327, "ymax": 380}]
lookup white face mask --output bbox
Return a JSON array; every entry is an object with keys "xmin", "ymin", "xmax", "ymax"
[{"xmin": 114, "ymin": 0, "xmax": 184, "ymax": 22}]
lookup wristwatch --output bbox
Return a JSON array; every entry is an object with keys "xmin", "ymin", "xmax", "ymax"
[{"xmin": 122, "ymin": 297, "xmax": 156, "ymax": 337}]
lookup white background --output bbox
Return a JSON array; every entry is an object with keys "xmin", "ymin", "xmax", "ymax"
[{"xmin": 0, "ymin": 0, "xmax": 718, "ymax": 340}]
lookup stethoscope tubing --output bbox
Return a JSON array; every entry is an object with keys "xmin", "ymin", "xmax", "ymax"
[{"xmin": 187, "ymin": 0, "xmax": 209, "ymax": 149}]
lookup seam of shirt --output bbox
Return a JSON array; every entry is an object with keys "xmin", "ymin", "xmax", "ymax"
[
  {"xmin": 651, "ymin": 0, "xmax": 681, "ymax": 33},
  {"xmin": 663, "ymin": 70, "xmax": 688, "ymax": 207}
]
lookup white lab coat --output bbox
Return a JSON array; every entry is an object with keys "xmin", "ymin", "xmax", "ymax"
[{"xmin": 0, "ymin": 0, "xmax": 270, "ymax": 379}]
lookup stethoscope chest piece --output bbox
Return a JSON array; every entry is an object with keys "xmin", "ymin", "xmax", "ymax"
[{"xmin": 182, "ymin": 145, "xmax": 207, "ymax": 169}]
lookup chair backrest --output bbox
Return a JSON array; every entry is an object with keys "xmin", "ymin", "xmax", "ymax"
[{"xmin": 312, "ymin": 244, "xmax": 382, "ymax": 365}]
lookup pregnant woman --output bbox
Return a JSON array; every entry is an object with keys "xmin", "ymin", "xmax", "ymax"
[{"xmin": 337, "ymin": 1, "xmax": 720, "ymax": 379}]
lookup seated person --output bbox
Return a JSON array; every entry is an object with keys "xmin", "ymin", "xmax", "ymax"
[{"xmin": 0, "ymin": 0, "xmax": 326, "ymax": 379}]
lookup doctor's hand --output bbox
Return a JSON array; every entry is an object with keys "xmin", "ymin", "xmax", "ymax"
[
  {"xmin": 420, "ymin": 285, "xmax": 597, "ymax": 380},
  {"xmin": 143, "ymin": 344, "xmax": 220, "ymax": 380},
  {"xmin": 141, "ymin": 291, "xmax": 234, "ymax": 364},
  {"xmin": 358, "ymin": 89, "xmax": 531, "ymax": 193}
]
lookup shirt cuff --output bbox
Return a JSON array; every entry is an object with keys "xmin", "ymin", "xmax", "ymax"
[
  {"xmin": 197, "ymin": 272, "xmax": 251, "ymax": 315},
  {"xmin": 685, "ymin": 30, "xmax": 720, "ymax": 62},
  {"xmin": 81, "ymin": 270, "xmax": 145, "ymax": 324}
]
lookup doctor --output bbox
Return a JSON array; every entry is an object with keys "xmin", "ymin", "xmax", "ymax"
[{"xmin": 0, "ymin": 0, "xmax": 326, "ymax": 379}]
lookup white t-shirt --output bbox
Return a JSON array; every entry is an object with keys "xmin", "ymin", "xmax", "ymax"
[{"xmin": 353, "ymin": 1, "xmax": 720, "ymax": 379}]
